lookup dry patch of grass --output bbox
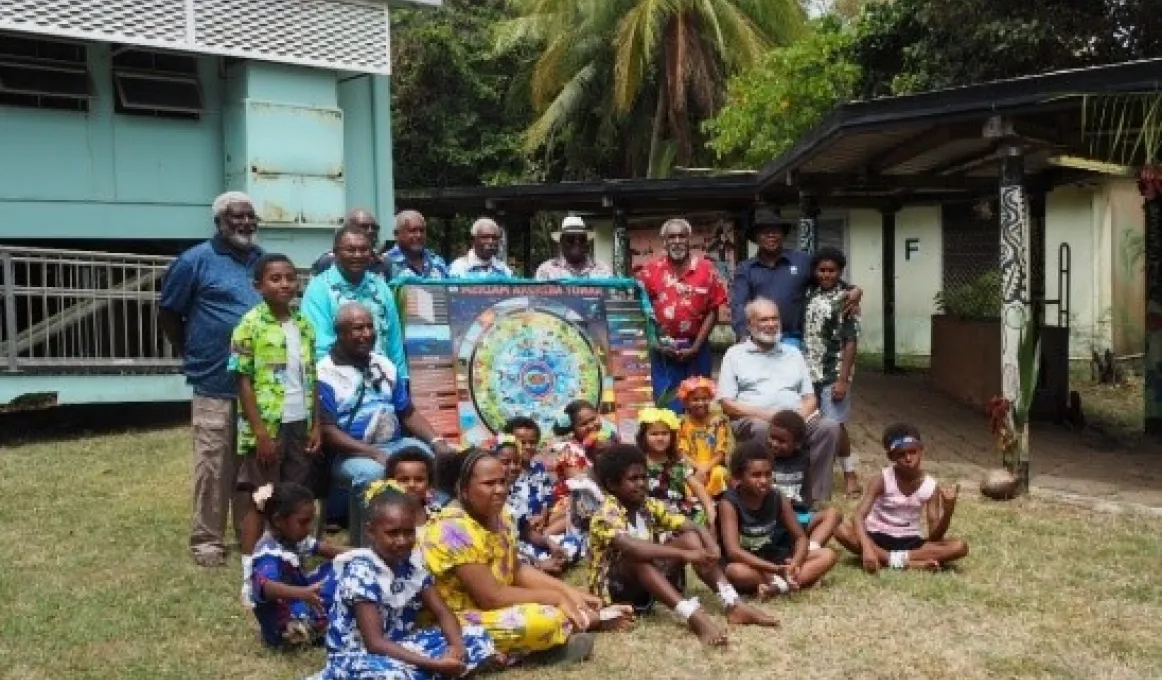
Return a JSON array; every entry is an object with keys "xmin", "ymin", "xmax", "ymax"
[{"xmin": 2, "ymin": 427, "xmax": 1161, "ymax": 680}]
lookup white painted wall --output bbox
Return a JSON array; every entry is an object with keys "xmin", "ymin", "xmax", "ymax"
[
  {"xmin": 847, "ymin": 206, "xmax": 943, "ymax": 356},
  {"xmin": 1045, "ymin": 184, "xmax": 1108, "ymax": 356}
]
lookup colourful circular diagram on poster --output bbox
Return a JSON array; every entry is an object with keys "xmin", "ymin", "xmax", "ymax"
[{"xmin": 466, "ymin": 298, "xmax": 602, "ymax": 436}]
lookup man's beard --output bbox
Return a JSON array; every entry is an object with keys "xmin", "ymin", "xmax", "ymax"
[
  {"xmin": 750, "ymin": 328, "xmax": 780, "ymax": 345},
  {"xmin": 224, "ymin": 228, "xmax": 255, "ymax": 249},
  {"xmin": 666, "ymin": 244, "xmax": 689, "ymax": 260}
]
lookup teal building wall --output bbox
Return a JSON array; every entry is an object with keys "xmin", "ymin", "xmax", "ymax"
[{"xmin": 0, "ymin": 44, "xmax": 395, "ymax": 267}]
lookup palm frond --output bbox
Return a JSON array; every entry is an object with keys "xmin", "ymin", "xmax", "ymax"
[
  {"xmin": 1083, "ymin": 92, "xmax": 1162, "ymax": 167},
  {"xmin": 523, "ymin": 62, "xmax": 600, "ymax": 152}
]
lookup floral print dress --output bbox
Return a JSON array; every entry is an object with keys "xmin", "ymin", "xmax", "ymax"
[
  {"xmin": 313, "ymin": 549, "xmax": 495, "ymax": 680},
  {"xmin": 507, "ymin": 461, "xmax": 583, "ymax": 567},
  {"xmin": 419, "ymin": 504, "xmax": 573, "ymax": 657},
  {"xmin": 243, "ymin": 532, "xmax": 335, "ymax": 648},
  {"xmin": 645, "ymin": 457, "xmax": 707, "ymax": 525}
]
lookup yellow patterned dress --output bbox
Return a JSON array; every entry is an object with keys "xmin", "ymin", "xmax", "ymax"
[
  {"xmin": 419, "ymin": 504, "xmax": 572, "ymax": 656},
  {"xmin": 676, "ymin": 413, "xmax": 732, "ymax": 497}
]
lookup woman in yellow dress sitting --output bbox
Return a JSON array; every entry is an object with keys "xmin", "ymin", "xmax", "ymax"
[
  {"xmin": 676, "ymin": 377, "xmax": 732, "ymax": 498},
  {"xmin": 419, "ymin": 448, "xmax": 603, "ymax": 665}
]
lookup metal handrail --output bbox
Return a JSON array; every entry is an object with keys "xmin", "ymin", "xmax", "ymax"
[{"xmin": 0, "ymin": 245, "xmax": 180, "ymax": 373}]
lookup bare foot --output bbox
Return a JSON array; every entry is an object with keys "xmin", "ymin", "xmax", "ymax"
[
  {"xmin": 907, "ymin": 559, "xmax": 940, "ymax": 572},
  {"xmin": 688, "ymin": 611, "xmax": 729, "ymax": 646},
  {"xmin": 844, "ymin": 472, "xmax": 862, "ymax": 497},
  {"xmin": 725, "ymin": 602, "xmax": 780, "ymax": 628},
  {"xmin": 596, "ymin": 604, "xmax": 636, "ymax": 632},
  {"xmin": 755, "ymin": 583, "xmax": 776, "ymax": 601}
]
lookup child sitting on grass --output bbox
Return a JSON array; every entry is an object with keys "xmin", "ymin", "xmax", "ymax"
[
  {"xmin": 675, "ymin": 377, "xmax": 732, "ymax": 498},
  {"xmin": 243, "ymin": 482, "xmax": 345, "ymax": 648},
  {"xmin": 493, "ymin": 435, "xmax": 582, "ymax": 575},
  {"xmin": 834, "ymin": 423, "xmax": 969, "ymax": 572},
  {"xmin": 543, "ymin": 400, "xmax": 614, "ymax": 540},
  {"xmin": 637, "ymin": 407, "xmax": 716, "ymax": 526},
  {"xmin": 589, "ymin": 444, "xmax": 777, "ymax": 646},
  {"xmin": 718, "ymin": 442, "xmax": 838, "ymax": 597},
  {"xmin": 767, "ymin": 410, "xmax": 843, "ymax": 550},
  {"xmin": 314, "ymin": 482, "xmax": 499, "ymax": 679}
]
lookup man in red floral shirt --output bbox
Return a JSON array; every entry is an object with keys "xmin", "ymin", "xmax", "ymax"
[{"xmin": 637, "ymin": 218, "xmax": 728, "ymax": 413}]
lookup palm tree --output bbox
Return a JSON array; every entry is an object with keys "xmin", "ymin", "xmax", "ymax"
[{"xmin": 500, "ymin": 0, "xmax": 806, "ymax": 177}]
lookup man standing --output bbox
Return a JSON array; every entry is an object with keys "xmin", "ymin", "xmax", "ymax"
[
  {"xmin": 448, "ymin": 218, "xmax": 513, "ymax": 279},
  {"xmin": 159, "ymin": 191, "xmax": 264, "ymax": 568},
  {"xmin": 385, "ymin": 210, "xmax": 449, "ymax": 280},
  {"xmin": 535, "ymin": 215, "xmax": 612, "ymax": 280},
  {"xmin": 311, "ymin": 209, "xmax": 389, "ymax": 277},
  {"xmin": 717, "ymin": 297, "xmax": 842, "ymax": 503},
  {"xmin": 731, "ymin": 214, "xmax": 860, "ymax": 350},
  {"xmin": 637, "ymin": 218, "xmax": 727, "ymax": 413},
  {"xmin": 301, "ymin": 226, "xmax": 408, "ymax": 382}
]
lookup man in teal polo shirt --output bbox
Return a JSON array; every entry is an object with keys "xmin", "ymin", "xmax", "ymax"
[{"xmin": 160, "ymin": 191, "xmax": 264, "ymax": 568}]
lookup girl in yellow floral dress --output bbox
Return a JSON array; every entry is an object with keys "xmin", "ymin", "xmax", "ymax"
[
  {"xmin": 419, "ymin": 448, "xmax": 602, "ymax": 664},
  {"xmin": 675, "ymin": 377, "xmax": 732, "ymax": 497}
]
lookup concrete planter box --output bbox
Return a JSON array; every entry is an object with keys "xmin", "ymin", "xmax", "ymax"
[{"xmin": 929, "ymin": 315, "xmax": 1070, "ymax": 421}]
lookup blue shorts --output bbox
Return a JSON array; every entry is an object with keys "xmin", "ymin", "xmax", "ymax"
[{"xmin": 817, "ymin": 382, "xmax": 852, "ymax": 423}]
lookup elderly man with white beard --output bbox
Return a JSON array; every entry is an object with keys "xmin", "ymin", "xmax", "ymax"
[
  {"xmin": 160, "ymin": 191, "xmax": 265, "ymax": 567},
  {"xmin": 717, "ymin": 297, "xmax": 842, "ymax": 504}
]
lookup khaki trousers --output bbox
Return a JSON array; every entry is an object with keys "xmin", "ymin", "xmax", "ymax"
[{"xmin": 189, "ymin": 396, "xmax": 243, "ymax": 559}]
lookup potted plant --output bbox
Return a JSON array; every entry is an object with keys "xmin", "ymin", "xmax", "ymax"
[{"xmin": 929, "ymin": 271, "xmax": 1003, "ymax": 409}]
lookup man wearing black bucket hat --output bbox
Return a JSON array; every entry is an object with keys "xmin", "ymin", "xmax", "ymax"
[{"xmin": 730, "ymin": 211, "xmax": 861, "ymax": 349}]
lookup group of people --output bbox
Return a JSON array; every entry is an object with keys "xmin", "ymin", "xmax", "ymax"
[{"xmin": 158, "ymin": 191, "xmax": 967, "ymax": 678}]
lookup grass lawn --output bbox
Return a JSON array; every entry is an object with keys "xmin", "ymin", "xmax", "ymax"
[{"xmin": 3, "ymin": 427, "xmax": 1162, "ymax": 680}]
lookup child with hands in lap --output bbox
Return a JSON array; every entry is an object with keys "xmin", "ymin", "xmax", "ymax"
[
  {"xmin": 313, "ymin": 481, "xmax": 498, "ymax": 679},
  {"xmin": 718, "ymin": 442, "xmax": 838, "ymax": 598},
  {"xmin": 589, "ymin": 444, "xmax": 777, "ymax": 647},
  {"xmin": 834, "ymin": 423, "xmax": 969, "ymax": 572}
]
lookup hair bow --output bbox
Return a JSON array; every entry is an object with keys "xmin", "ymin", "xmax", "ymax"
[
  {"xmin": 362, "ymin": 478, "xmax": 406, "ymax": 506},
  {"xmin": 676, "ymin": 376, "xmax": 716, "ymax": 403},
  {"xmin": 252, "ymin": 484, "xmax": 274, "ymax": 512},
  {"xmin": 555, "ymin": 411, "xmax": 572, "ymax": 429},
  {"xmin": 638, "ymin": 406, "xmax": 681, "ymax": 430}
]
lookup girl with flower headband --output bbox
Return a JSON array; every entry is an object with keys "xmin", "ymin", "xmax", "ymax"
[
  {"xmin": 637, "ymin": 406, "xmax": 717, "ymax": 527},
  {"xmin": 675, "ymin": 377, "xmax": 732, "ymax": 497},
  {"xmin": 242, "ymin": 482, "xmax": 347, "ymax": 649},
  {"xmin": 834, "ymin": 423, "xmax": 968, "ymax": 572}
]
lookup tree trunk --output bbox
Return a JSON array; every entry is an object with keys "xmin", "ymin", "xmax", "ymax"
[{"xmin": 647, "ymin": 87, "xmax": 667, "ymax": 179}]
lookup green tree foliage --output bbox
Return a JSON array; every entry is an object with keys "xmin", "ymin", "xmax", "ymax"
[
  {"xmin": 848, "ymin": 0, "xmax": 1162, "ymax": 99},
  {"xmin": 390, "ymin": 0, "xmax": 534, "ymax": 189},
  {"xmin": 501, "ymin": 0, "xmax": 806, "ymax": 178},
  {"xmin": 705, "ymin": 20, "xmax": 860, "ymax": 168}
]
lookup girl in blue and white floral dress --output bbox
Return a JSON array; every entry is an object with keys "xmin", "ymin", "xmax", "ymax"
[{"xmin": 313, "ymin": 482, "xmax": 499, "ymax": 680}]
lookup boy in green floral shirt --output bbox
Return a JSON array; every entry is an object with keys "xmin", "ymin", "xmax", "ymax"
[{"xmin": 229, "ymin": 253, "xmax": 321, "ymax": 555}]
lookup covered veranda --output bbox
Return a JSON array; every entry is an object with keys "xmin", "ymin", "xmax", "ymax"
[{"xmin": 399, "ymin": 58, "xmax": 1162, "ymax": 490}]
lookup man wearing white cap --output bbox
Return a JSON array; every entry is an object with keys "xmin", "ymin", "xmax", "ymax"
[{"xmin": 535, "ymin": 215, "xmax": 613, "ymax": 280}]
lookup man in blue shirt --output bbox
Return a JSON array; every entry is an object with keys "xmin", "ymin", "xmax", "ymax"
[
  {"xmin": 301, "ymin": 225, "xmax": 408, "ymax": 381},
  {"xmin": 448, "ymin": 218, "xmax": 514, "ymax": 279},
  {"xmin": 159, "ymin": 191, "xmax": 264, "ymax": 568},
  {"xmin": 731, "ymin": 216, "xmax": 861, "ymax": 349},
  {"xmin": 385, "ymin": 210, "xmax": 449, "ymax": 280}
]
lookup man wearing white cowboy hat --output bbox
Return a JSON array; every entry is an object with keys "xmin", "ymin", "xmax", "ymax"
[{"xmin": 535, "ymin": 215, "xmax": 613, "ymax": 280}]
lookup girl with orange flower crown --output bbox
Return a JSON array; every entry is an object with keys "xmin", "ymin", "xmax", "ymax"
[
  {"xmin": 637, "ymin": 406, "xmax": 717, "ymax": 526},
  {"xmin": 675, "ymin": 377, "xmax": 732, "ymax": 498}
]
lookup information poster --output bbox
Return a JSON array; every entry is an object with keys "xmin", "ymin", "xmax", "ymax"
[{"xmin": 398, "ymin": 281, "xmax": 655, "ymax": 446}]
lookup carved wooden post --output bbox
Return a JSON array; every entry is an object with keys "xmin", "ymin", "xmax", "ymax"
[
  {"xmin": 999, "ymin": 145, "xmax": 1032, "ymax": 491},
  {"xmin": 613, "ymin": 209, "xmax": 629, "ymax": 277},
  {"xmin": 798, "ymin": 192, "xmax": 819, "ymax": 253},
  {"xmin": 1140, "ymin": 167, "xmax": 1162, "ymax": 435}
]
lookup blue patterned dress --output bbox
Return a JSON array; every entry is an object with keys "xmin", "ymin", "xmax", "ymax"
[
  {"xmin": 243, "ymin": 532, "xmax": 336, "ymax": 648},
  {"xmin": 507, "ymin": 462, "xmax": 583, "ymax": 566},
  {"xmin": 314, "ymin": 549, "xmax": 496, "ymax": 680}
]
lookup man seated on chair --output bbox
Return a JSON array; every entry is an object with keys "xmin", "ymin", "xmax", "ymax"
[
  {"xmin": 317, "ymin": 302, "xmax": 457, "ymax": 501},
  {"xmin": 717, "ymin": 297, "xmax": 843, "ymax": 504}
]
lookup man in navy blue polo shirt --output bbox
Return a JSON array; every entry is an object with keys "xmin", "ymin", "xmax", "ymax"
[
  {"xmin": 160, "ymin": 191, "xmax": 264, "ymax": 568},
  {"xmin": 730, "ymin": 215, "xmax": 862, "ymax": 349}
]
